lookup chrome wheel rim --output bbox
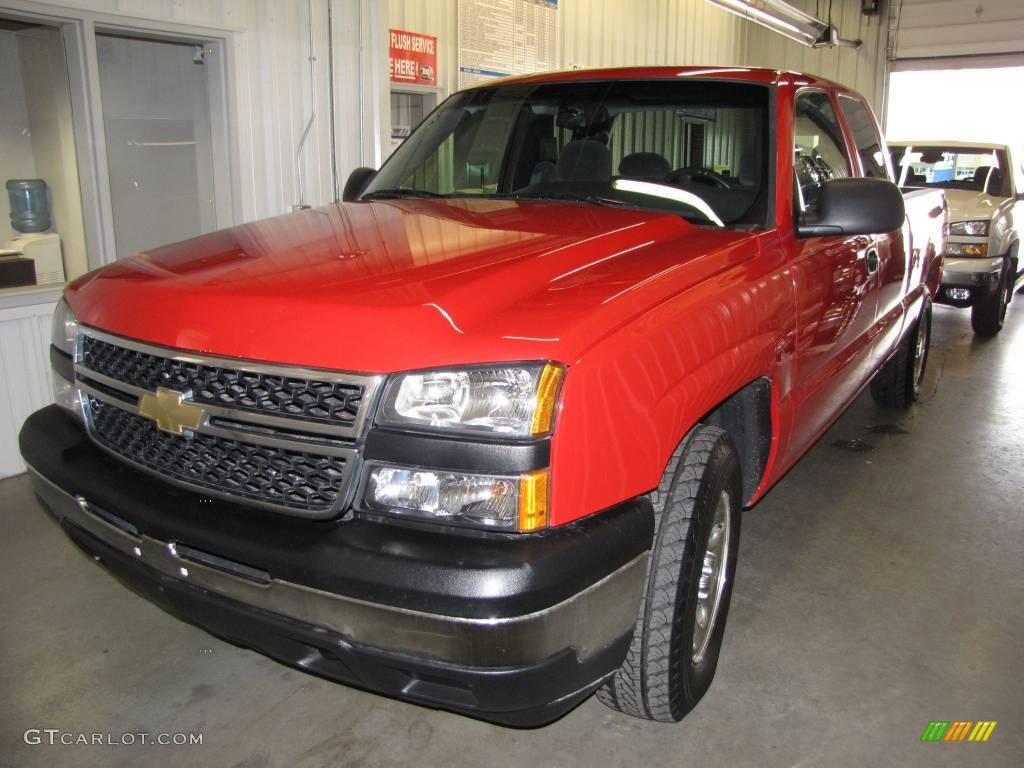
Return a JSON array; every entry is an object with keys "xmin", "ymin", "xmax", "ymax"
[
  {"xmin": 693, "ymin": 490, "xmax": 731, "ymax": 664},
  {"xmin": 913, "ymin": 314, "xmax": 928, "ymax": 386}
]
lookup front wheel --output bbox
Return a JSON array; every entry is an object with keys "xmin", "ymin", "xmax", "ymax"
[
  {"xmin": 971, "ymin": 270, "xmax": 1009, "ymax": 336},
  {"xmin": 597, "ymin": 425, "xmax": 742, "ymax": 722}
]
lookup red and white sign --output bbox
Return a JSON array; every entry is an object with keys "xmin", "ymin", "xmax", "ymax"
[{"xmin": 389, "ymin": 29, "xmax": 437, "ymax": 86}]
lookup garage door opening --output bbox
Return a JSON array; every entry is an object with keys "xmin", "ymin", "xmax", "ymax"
[{"xmin": 886, "ymin": 66, "xmax": 1024, "ymax": 148}]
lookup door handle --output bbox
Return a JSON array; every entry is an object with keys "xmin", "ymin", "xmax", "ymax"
[{"xmin": 864, "ymin": 247, "xmax": 880, "ymax": 275}]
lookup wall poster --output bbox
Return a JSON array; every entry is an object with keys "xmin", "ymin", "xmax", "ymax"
[{"xmin": 457, "ymin": 0, "xmax": 559, "ymax": 89}]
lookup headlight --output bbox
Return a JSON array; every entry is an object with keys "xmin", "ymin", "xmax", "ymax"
[
  {"xmin": 362, "ymin": 462, "xmax": 549, "ymax": 532},
  {"xmin": 377, "ymin": 363, "xmax": 564, "ymax": 436},
  {"xmin": 51, "ymin": 298, "xmax": 79, "ymax": 356},
  {"xmin": 948, "ymin": 220, "xmax": 989, "ymax": 236},
  {"xmin": 946, "ymin": 242, "xmax": 988, "ymax": 257}
]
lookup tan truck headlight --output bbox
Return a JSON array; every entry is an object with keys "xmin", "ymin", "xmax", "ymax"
[
  {"xmin": 947, "ymin": 220, "xmax": 989, "ymax": 236},
  {"xmin": 362, "ymin": 462, "xmax": 549, "ymax": 532},
  {"xmin": 377, "ymin": 363, "xmax": 563, "ymax": 437}
]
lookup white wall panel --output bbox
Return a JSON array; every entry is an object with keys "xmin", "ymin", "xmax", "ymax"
[{"xmin": 0, "ymin": 300, "xmax": 56, "ymax": 478}]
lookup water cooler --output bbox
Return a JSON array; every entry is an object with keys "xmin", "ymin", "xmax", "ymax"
[{"xmin": 0, "ymin": 179, "xmax": 66, "ymax": 288}]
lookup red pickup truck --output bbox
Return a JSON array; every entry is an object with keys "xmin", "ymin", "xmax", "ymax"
[{"xmin": 22, "ymin": 67, "xmax": 944, "ymax": 726}]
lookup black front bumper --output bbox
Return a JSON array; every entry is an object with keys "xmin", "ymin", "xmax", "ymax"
[{"xmin": 20, "ymin": 406, "xmax": 653, "ymax": 726}]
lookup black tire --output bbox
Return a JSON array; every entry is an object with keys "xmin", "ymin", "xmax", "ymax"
[
  {"xmin": 871, "ymin": 300, "xmax": 931, "ymax": 408},
  {"xmin": 596, "ymin": 425, "xmax": 742, "ymax": 722},
  {"xmin": 971, "ymin": 269, "xmax": 1009, "ymax": 336}
]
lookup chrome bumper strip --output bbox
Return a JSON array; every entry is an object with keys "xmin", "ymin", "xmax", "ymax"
[{"xmin": 28, "ymin": 465, "xmax": 647, "ymax": 668}]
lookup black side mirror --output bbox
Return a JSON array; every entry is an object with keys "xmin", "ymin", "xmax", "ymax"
[
  {"xmin": 343, "ymin": 167, "xmax": 377, "ymax": 202},
  {"xmin": 798, "ymin": 178, "xmax": 906, "ymax": 238}
]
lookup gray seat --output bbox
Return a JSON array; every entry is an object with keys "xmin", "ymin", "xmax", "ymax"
[
  {"xmin": 619, "ymin": 152, "xmax": 671, "ymax": 181},
  {"xmin": 557, "ymin": 140, "xmax": 611, "ymax": 182}
]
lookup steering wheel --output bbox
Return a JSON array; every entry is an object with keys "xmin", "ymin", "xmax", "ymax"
[{"xmin": 671, "ymin": 167, "xmax": 733, "ymax": 189}]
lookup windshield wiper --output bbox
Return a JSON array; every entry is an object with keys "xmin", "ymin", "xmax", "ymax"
[
  {"xmin": 501, "ymin": 192, "xmax": 641, "ymax": 209},
  {"xmin": 362, "ymin": 188, "xmax": 447, "ymax": 200}
]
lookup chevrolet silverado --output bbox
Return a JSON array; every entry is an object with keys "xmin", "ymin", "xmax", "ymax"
[{"xmin": 21, "ymin": 67, "xmax": 945, "ymax": 726}]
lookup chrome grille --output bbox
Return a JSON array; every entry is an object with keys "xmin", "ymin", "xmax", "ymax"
[{"xmin": 74, "ymin": 328, "xmax": 382, "ymax": 518}]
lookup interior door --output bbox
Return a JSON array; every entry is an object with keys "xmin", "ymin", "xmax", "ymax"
[{"xmin": 788, "ymin": 90, "xmax": 881, "ymax": 453}]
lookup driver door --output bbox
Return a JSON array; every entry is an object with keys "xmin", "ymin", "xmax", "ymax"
[{"xmin": 788, "ymin": 90, "xmax": 882, "ymax": 453}]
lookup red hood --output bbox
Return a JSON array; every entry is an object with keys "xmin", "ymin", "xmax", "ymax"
[{"xmin": 68, "ymin": 199, "xmax": 756, "ymax": 372}]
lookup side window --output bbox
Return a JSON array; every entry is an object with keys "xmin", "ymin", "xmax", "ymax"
[
  {"xmin": 838, "ymin": 96, "xmax": 891, "ymax": 181},
  {"xmin": 793, "ymin": 91, "xmax": 851, "ymax": 215}
]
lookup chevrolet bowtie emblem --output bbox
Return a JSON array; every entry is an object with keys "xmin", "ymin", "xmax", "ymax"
[{"xmin": 138, "ymin": 387, "xmax": 206, "ymax": 434}]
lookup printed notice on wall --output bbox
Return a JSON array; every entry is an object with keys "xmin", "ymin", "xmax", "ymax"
[
  {"xmin": 389, "ymin": 29, "xmax": 438, "ymax": 86},
  {"xmin": 458, "ymin": 0, "xmax": 559, "ymax": 89}
]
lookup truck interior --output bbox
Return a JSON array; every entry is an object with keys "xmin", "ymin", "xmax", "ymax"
[{"xmin": 364, "ymin": 80, "xmax": 771, "ymax": 229}]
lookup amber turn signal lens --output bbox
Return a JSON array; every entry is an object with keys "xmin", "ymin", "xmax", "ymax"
[
  {"xmin": 530, "ymin": 364, "xmax": 564, "ymax": 436},
  {"xmin": 517, "ymin": 469, "xmax": 550, "ymax": 532}
]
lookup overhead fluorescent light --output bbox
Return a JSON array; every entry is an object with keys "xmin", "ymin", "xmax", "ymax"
[{"xmin": 706, "ymin": 0, "xmax": 843, "ymax": 48}]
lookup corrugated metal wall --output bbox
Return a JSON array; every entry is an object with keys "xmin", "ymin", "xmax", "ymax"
[
  {"xmin": 561, "ymin": 0, "xmax": 751, "ymax": 69},
  {"xmin": 741, "ymin": 0, "xmax": 890, "ymax": 112}
]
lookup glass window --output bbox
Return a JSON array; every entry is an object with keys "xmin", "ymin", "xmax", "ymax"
[
  {"xmin": 793, "ymin": 91, "xmax": 851, "ymax": 215},
  {"xmin": 96, "ymin": 33, "xmax": 224, "ymax": 260},
  {"xmin": 838, "ymin": 96, "xmax": 891, "ymax": 180},
  {"xmin": 887, "ymin": 144, "xmax": 1011, "ymax": 197},
  {"xmin": 365, "ymin": 80, "xmax": 771, "ymax": 228},
  {"xmin": 0, "ymin": 18, "xmax": 88, "ymax": 288}
]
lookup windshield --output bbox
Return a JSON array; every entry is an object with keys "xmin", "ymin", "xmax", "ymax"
[
  {"xmin": 888, "ymin": 145, "xmax": 1011, "ymax": 197},
  {"xmin": 363, "ymin": 80, "xmax": 771, "ymax": 228}
]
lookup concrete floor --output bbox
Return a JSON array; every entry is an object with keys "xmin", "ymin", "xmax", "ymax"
[{"xmin": 2, "ymin": 300, "xmax": 1023, "ymax": 768}]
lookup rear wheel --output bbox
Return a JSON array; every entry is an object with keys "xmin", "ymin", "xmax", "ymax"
[
  {"xmin": 596, "ymin": 425, "xmax": 742, "ymax": 722},
  {"xmin": 971, "ymin": 269, "xmax": 1009, "ymax": 336},
  {"xmin": 871, "ymin": 300, "xmax": 931, "ymax": 408}
]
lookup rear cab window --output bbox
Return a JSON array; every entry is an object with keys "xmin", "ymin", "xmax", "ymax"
[{"xmin": 838, "ymin": 95, "xmax": 892, "ymax": 181}]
